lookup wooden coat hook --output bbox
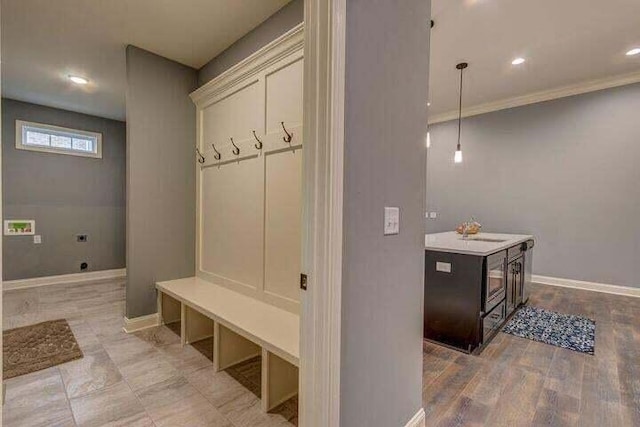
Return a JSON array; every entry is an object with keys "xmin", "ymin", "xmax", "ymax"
[
  {"xmin": 281, "ymin": 121, "xmax": 293, "ymax": 143},
  {"xmin": 252, "ymin": 131, "xmax": 263, "ymax": 150},
  {"xmin": 211, "ymin": 142, "xmax": 221, "ymax": 160},
  {"xmin": 230, "ymin": 137, "xmax": 240, "ymax": 155},
  {"xmin": 195, "ymin": 147, "xmax": 205, "ymax": 164}
]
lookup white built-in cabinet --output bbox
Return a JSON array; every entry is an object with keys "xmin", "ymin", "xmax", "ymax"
[{"xmin": 191, "ymin": 27, "xmax": 304, "ymax": 314}]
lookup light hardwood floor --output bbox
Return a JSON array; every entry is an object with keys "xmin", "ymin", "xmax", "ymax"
[
  {"xmin": 423, "ymin": 283, "xmax": 640, "ymax": 427},
  {"xmin": 2, "ymin": 279, "xmax": 295, "ymax": 427}
]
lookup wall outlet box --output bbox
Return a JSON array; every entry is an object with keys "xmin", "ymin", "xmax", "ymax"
[
  {"xmin": 33, "ymin": 235, "xmax": 42, "ymax": 244},
  {"xmin": 436, "ymin": 261, "xmax": 452, "ymax": 273},
  {"xmin": 4, "ymin": 219, "xmax": 35, "ymax": 236},
  {"xmin": 384, "ymin": 207, "xmax": 400, "ymax": 235}
]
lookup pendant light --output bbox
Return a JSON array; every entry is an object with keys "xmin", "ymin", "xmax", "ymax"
[{"xmin": 454, "ymin": 62, "xmax": 468, "ymax": 164}]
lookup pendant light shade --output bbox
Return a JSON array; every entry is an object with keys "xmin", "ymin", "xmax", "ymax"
[
  {"xmin": 454, "ymin": 62, "xmax": 468, "ymax": 164},
  {"xmin": 454, "ymin": 148, "xmax": 462, "ymax": 163}
]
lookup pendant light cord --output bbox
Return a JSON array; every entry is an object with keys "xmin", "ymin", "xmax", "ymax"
[{"xmin": 457, "ymin": 65, "xmax": 464, "ymax": 150}]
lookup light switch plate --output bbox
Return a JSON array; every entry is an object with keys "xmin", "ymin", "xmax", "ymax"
[
  {"xmin": 33, "ymin": 235, "xmax": 42, "ymax": 244},
  {"xmin": 384, "ymin": 207, "xmax": 400, "ymax": 235},
  {"xmin": 429, "ymin": 212, "xmax": 437, "ymax": 219}
]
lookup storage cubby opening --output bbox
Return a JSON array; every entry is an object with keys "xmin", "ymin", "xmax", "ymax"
[{"xmin": 160, "ymin": 292, "xmax": 182, "ymax": 337}]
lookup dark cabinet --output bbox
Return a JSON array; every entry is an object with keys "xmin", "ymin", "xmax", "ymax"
[
  {"xmin": 424, "ymin": 239, "xmax": 534, "ymax": 354},
  {"xmin": 506, "ymin": 256, "xmax": 523, "ymax": 313}
]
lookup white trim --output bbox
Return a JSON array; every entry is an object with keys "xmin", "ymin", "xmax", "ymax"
[
  {"xmin": 429, "ymin": 71, "xmax": 640, "ymax": 124},
  {"xmin": 123, "ymin": 313, "xmax": 160, "ymax": 333},
  {"xmin": 15, "ymin": 119, "xmax": 103, "ymax": 159},
  {"xmin": 299, "ymin": 1, "xmax": 345, "ymax": 426},
  {"xmin": 190, "ymin": 24, "xmax": 304, "ymax": 106},
  {"xmin": 404, "ymin": 408, "xmax": 426, "ymax": 427},
  {"xmin": 190, "ymin": 26, "xmax": 304, "ymax": 313},
  {"xmin": 3, "ymin": 268, "xmax": 126, "ymax": 291},
  {"xmin": 533, "ymin": 275, "xmax": 640, "ymax": 298}
]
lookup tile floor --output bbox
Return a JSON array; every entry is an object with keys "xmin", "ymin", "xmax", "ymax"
[{"xmin": 3, "ymin": 279, "xmax": 295, "ymax": 427}]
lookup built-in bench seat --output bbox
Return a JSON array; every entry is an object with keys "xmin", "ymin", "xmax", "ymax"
[{"xmin": 156, "ymin": 277, "xmax": 299, "ymax": 411}]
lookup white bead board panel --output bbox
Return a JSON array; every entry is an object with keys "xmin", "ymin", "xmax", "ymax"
[
  {"xmin": 201, "ymin": 155, "xmax": 264, "ymax": 291},
  {"xmin": 202, "ymin": 79, "xmax": 263, "ymax": 147},
  {"xmin": 192, "ymin": 28, "xmax": 304, "ymax": 314},
  {"xmin": 264, "ymin": 148, "xmax": 303, "ymax": 302},
  {"xmin": 266, "ymin": 57, "xmax": 304, "ymax": 135}
]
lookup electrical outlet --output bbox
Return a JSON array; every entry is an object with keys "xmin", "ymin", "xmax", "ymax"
[
  {"xmin": 33, "ymin": 235, "xmax": 42, "ymax": 244},
  {"xmin": 429, "ymin": 212, "xmax": 437, "ymax": 219}
]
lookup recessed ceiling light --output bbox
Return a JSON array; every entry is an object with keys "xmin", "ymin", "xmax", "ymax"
[
  {"xmin": 427, "ymin": 102, "xmax": 431, "ymax": 106},
  {"xmin": 626, "ymin": 48, "xmax": 640, "ymax": 56},
  {"xmin": 511, "ymin": 57, "xmax": 526, "ymax": 65},
  {"xmin": 68, "ymin": 75, "xmax": 89, "ymax": 85}
]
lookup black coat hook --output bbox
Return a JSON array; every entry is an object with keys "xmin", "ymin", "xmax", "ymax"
[
  {"xmin": 252, "ymin": 131, "xmax": 263, "ymax": 150},
  {"xmin": 230, "ymin": 137, "xmax": 240, "ymax": 155},
  {"xmin": 211, "ymin": 142, "xmax": 221, "ymax": 160},
  {"xmin": 195, "ymin": 147, "xmax": 205, "ymax": 164},
  {"xmin": 281, "ymin": 122, "xmax": 293, "ymax": 143}
]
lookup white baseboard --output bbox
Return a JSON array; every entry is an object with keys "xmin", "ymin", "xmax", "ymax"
[
  {"xmin": 3, "ymin": 268, "xmax": 126, "ymax": 291},
  {"xmin": 404, "ymin": 408, "xmax": 426, "ymax": 427},
  {"xmin": 533, "ymin": 275, "xmax": 640, "ymax": 298},
  {"xmin": 123, "ymin": 313, "xmax": 160, "ymax": 333}
]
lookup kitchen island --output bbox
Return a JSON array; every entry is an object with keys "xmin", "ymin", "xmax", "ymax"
[{"xmin": 424, "ymin": 232, "xmax": 534, "ymax": 353}]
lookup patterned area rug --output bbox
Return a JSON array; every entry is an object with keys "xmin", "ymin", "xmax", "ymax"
[
  {"xmin": 502, "ymin": 306, "xmax": 596, "ymax": 355},
  {"xmin": 3, "ymin": 319, "xmax": 83, "ymax": 379}
]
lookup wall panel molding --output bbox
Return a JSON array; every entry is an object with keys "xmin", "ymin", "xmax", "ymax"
[
  {"xmin": 123, "ymin": 313, "xmax": 160, "ymax": 333},
  {"xmin": 404, "ymin": 409, "xmax": 426, "ymax": 427},
  {"xmin": 3, "ymin": 268, "xmax": 126, "ymax": 291},
  {"xmin": 533, "ymin": 275, "xmax": 640, "ymax": 298},
  {"xmin": 191, "ymin": 25, "xmax": 304, "ymax": 314}
]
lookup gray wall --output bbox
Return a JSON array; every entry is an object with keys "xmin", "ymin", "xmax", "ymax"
[
  {"xmin": 2, "ymin": 98, "xmax": 126, "ymax": 281},
  {"xmin": 427, "ymin": 83, "xmax": 640, "ymax": 288},
  {"xmin": 341, "ymin": 1, "xmax": 430, "ymax": 426},
  {"xmin": 197, "ymin": 0, "xmax": 303, "ymax": 86},
  {"xmin": 125, "ymin": 46, "xmax": 197, "ymax": 318}
]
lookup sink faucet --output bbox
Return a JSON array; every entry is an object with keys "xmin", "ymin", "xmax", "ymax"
[
  {"xmin": 460, "ymin": 217, "xmax": 481, "ymax": 240},
  {"xmin": 461, "ymin": 222, "xmax": 470, "ymax": 239}
]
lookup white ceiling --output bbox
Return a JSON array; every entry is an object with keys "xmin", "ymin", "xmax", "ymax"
[
  {"xmin": 1, "ymin": 0, "xmax": 291, "ymax": 121},
  {"xmin": 4, "ymin": 1, "xmax": 640, "ymax": 122},
  {"xmin": 429, "ymin": 0, "xmax": 640, "ymax": 119}
]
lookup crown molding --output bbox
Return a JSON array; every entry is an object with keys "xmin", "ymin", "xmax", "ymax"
[
  {"xmin": 429, "ymin": 71, "xmax": 640, "ymax": 125},
  {"xmin": 190, "ymin": 23, "xmax": 304, "ymax": 107}
]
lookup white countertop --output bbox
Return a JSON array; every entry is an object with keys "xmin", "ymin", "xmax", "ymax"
[{"xmin": 425, "ymin": 231, "xmax": 534, "ymax": 256}]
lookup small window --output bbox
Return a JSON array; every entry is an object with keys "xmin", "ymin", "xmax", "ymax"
[{"xmin": 16, "ymin": 120, "xmax": 102, "ymax": 158}]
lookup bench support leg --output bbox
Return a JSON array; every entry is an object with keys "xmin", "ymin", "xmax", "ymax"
[
  {"xmin": 180, "ymin": 303, "xmax": 186, "ymax": 347},
  {"xmin": 158, "ymin": 291, "xmax": 181, "ymax": 325},
  {"xmin": 213, "ymin": 323, "xmax": 261, "ymax": 372},
  {"xmin": 261, "ymin": 349, "xmax": 299, "ymax": 412}
]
